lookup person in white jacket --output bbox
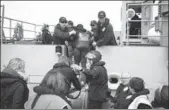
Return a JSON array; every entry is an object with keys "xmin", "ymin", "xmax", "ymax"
[{"xmin": 128, "ymin": 77, "xmax": 152, "ymax": 109}]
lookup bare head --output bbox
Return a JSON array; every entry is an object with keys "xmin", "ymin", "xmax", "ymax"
[
  {"xmin": 120, "ymin": 72, "xmax": 131, "ymax": 85},
  {"xmin": 7, "ymin": 58, "xmax": 25, "ymax": 73},
  {"xmin": 129, "ymin": 77, "xmax": 145, "ymax": 94},
  {"xmin": 90, "ymin": 20, "xmax": 98, "ymax": 30}
]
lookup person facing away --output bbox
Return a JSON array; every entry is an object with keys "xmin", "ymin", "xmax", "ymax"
[
  {"xmin": 25, "ymin": 55, "xmax": 81, "ymax": 109},
  {"xmin": 73, "ymin": 24, "xmax": 92, "ymax": 68},
  {"xmin": 53, "ymin": 17, "xmax": 76, "ymax": 45},
  {"xmin": 0, "ymin": 58, "xmax": 29, "ymax": 109},
  {"xmin": 127, "ymin": 77, "xmax": 152, "ymax": 109},
  {"xmin": 41, "ymin": 24, "xmax": 53, "ymax": 44},
  {"xmin": 92, "ymin": 11, "xmax": 117, "ymax": 47},
  {"xmin": 71, "ymin": 50, "xmax": 109, "ymax": 109},
  {"xmin": 151, "ymin": 85, "xmax": 169, "ymax": 109}
]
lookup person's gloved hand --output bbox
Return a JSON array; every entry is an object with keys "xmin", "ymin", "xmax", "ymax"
[
  {"xmin": 71, "ymin": 64, "xmax": 82, "ymax": 71},
  {"xmin": 69, "ymin": 30, "xmax": 76, "ymax": 36}
]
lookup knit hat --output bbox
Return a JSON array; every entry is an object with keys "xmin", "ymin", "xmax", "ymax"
[
  {"xmin": 86, "ymin": 50, "xmax": 102, "ymax": 63},
  {"xmin": 129, "ymin": 77, "xmax": 145, "ymax": 93},
  {"xmin": 76, "ymin": 24, "xmax": 86, "ymax": 32},
  {"xmin": 59, "ymin": 17, "xmax": 67, "ymax": 23},
  {"xmin": 98, "ymin": 11, "xmax": 106, "ymax": 18}
]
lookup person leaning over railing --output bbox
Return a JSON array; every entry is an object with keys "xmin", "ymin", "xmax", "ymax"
[
  {"xmin": 0, "ymin": 58, "xmax": 29, "ymax": 109},
  {"xmin": 53, "ymin": 17, "xmax": 76, "ymax": 45},
  {"xmin": 92, "ymin": 11, "xmax": 117, "ymax": 48}
]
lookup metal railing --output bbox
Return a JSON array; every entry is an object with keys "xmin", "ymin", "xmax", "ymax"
[
  {"xmin": 126, "ymin": 2, "xmax": 168, "ymax": 46},
  {"xmin": 0, "ymin": 15, "xmax": 55, "ymax": 43}
]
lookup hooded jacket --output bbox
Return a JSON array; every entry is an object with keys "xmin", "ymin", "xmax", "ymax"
[
  {"xmin": 83, "ymin": 61, "xmax": 108, "ymax": 101},
  {"xmin": 53, "ymin": 24, "xmax": 70, "ymax": 45},
  {"xmin": 25, "ymin": 85, "xmax": 72, "ymax": 109},
  {"xmin": 97, "ymin": 18, "xmax": 117, "ymax": 46},
  {"xmin": 0, "ymin": 68, "xmax": 29, "ymax": 109},
  {"xmin": 53, "ymin": 62, "xmax": 81, "ymax": 93}
]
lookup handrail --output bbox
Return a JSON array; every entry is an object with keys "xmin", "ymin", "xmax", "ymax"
[{"xmin": 127, "ymin": 3, "xmax": 168, "ymax": 6}]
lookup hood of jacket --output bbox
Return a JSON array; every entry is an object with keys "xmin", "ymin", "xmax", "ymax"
[{"xmin": 1, "ymin": 67, "xmax": 26, "ymax": 87}]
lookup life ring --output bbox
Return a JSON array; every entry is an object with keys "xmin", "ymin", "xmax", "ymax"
[{"xmin": 108, "ymin": 72, "xmax": 121, "ymax": 90}]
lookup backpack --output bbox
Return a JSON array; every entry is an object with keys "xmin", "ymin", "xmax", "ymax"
[{"xmin": 76, "ymin": 32, "xmax": 90, "ymax": 49}]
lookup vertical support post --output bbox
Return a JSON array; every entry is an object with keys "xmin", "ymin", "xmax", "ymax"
[
  {"xmin": 126, "ymin": 4, "xmax": 129, "ymax": 46},
  {"xmin": 9, "ymin": 19, "xmax": 11, "ymax": 40},
  {"xmin": 1, "ymin": 5, "xmax": 5, "ymax": 44},
  {"xmin": 34, "ymin": 24, "xmax": 36, "ymax": 38}
]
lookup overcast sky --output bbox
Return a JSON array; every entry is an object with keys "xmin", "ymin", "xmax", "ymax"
[{"xmin": 1, "ymin": 1, "xmax": 122, "ymax": 38}]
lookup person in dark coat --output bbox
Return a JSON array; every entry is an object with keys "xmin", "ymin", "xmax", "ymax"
[
  {"xmin": 0, "ymin": 58, "xmax": 29, "ymax": 109},
  {"xmin": 53, "ymin": 17, "xmax": 76, "ymax": 45},
  {"xmin": 126, "ymin": 8, "xmax": 141, "ymax": 37},
  {"xmin": 41, "ymin": 24, "xmax": 53, "ymax": 44},
  {"xmin": 90, "ymin": 20, "xmax": 98, "ymax": 50},
  {"xmin": 71, "ymin": 50, "xmax": 109, "ymax": 109},
  {"xmin": 112, "ymin": 74, "xmax": 150, "ymax": 109},
  {"xmin": 34, "ymin": 55, "xmax": 81, "ymax": 96},
  {"xmin": 151, "ymin": 85, "xmax": 169, "ymax": 109},
  {"xmin": 92, "ymin": 11, "xmax": 117, "ymax": 47}
]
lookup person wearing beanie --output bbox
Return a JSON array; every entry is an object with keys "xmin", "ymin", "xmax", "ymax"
[
  {"xmin": 71, "ymin": 50, "xmax": 109, "ymax": 109},
  {"xmin": 128, "ymin": 77, "xmax": 152, "ymax": 109},
  {"xmin": 92, "ymin": 11, "xmax": 117, "ymax": 47},
  {"xmin": 151, "ymin": 85, "xmax": 169, "ymax": 109},
  {"xmin": 53, "ymin": 17, "xmax": 76, "ymax": 45}
]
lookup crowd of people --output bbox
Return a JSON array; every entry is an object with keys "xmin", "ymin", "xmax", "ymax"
[
  {"xmin": 1, "ymin": 51, "xmax": 168, "ymax": 109},
  {"xmin": 0, "ymin": 10, "xmax": 168, "ymax": 109}
]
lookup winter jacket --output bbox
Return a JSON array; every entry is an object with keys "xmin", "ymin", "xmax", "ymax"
[
  {"xmin": 42, "ymin": 29, "xmax": 53, "ymax": 44},
  {"xmin": 25, "ymin": 86, "xmax": 72, "ymax": 109},
  {"xmin": 113, "ymin": 88, "xmax": 150, "ymax": 109},
  {"xmin": 0, "ymin": 68, "xmax": 29, "ymax": 109},
  {"xmin": 53, "ymin": 24, "xmax": 70, "ymax": 45},
  {"xmin": 114, "ymin": 83, "xmax": 132, "ymax": 102},
  {"xmin": 129, "ymin": 14, "xmax": 141, "ymax": 36},
  {"xmin": 151, "ymin": 85, "xmax": 169, "ymax": 109},
  {"xmin": 53, "ymin": 62, "xmax": 81, "ymax": 93},
  {"xmin": 128, "ymin": 95, "xmax": 152, "ymax": 109},
  {"xmin": 83, "ymin": 61, "xmax": 108, "ymax": 101},
  {"xmin": 97, "ymin": 18, "xmax": 117, "ymax": 47}
]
